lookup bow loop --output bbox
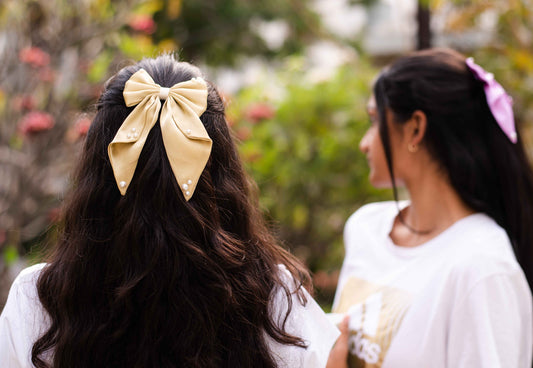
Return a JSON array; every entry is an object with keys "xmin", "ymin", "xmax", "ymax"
[
  {"xmin": 123, "ymin": 69, "xmax": 162, "ymax": 107},
  {"xmin": 466, "ymin": 57, "xmax": 517, "ymax": 143},
  {"xmin": 164, "ymin": 77, "xmax": 210, "ymax": 141},
  {"xmin": 108, "ymin": 69, "xmax": 212, "ymax": 200},
  {"xmin": 167, "ymin": 78, "xmax": 208, "ymax": 116}
]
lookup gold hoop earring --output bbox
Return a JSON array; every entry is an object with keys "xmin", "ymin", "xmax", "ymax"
[{"xmin": 407, "ymin": 143, "xmax": 419, "ymax": 153}]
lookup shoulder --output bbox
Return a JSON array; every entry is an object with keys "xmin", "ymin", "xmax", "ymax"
[
  {"xmin": 444, "ymin": 214, "xmax": 523, "ymax": 288},
  {"xmin": 347, "ymin": 201, "xmax": 398, "ymax": 223},
  {"xmin": 275, "ymin": 264, "xmax": 297, "ymax": 287},
  {"xmin": 451, "ymin": 214, "xmax": 519, "ymax": 277},
  {"xmin": 12, "ymin": 263, "xmax": 46, "ymax": 285},
  {"xmin": 345, "ymin": 201, "xmax": 397, "ymax": 229},
  {"xmin": 266, "ymin": 265, "xmax": 340, "ymax": 368},
  {"xmin": 343, "ymin": 201, "xmax": 399, "ymax": 245},
  {"xmin": 0, "ymin": 263, "xmax": 48, "ymax": 368},
  {"xmin": 269, "ymin": 264, "xmax": 309, "ymax": 321},
  {"xmin": 7, "ymin": 263, "xmax": 46, "ymax": 304},
  {"xmin": 4, "ymin": 262, "xmax": 47, "ymax": 313}
]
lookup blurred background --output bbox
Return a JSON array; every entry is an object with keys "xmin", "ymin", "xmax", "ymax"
[{"xmin": 1, "ymin": 0, "xmax": 532, "ymax": 309}]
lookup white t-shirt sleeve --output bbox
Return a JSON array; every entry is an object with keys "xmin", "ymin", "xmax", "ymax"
[
  {"xmin": 447, "ymin": 272, "xmax": 533, "ymax": 368},
  {"xmin": 265, "ymin": 265, "xmax": 341, "ymax": 368},
  {"xmin": 0, "ymin": 264, "xmax": 48, "ymax": 368}
]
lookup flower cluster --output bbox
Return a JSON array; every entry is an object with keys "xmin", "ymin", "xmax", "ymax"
[
  {"xmin": 245, "ymin": 103, "xmax": 275, "ymax": 123},
  {"xmin": 19, "ymin": 47, "xmax": 50, "ymax": 68},
  {"xmin": 129, "ymin": 14, "xmax": 157, "ymax": 34},
  {"xmin": 18, "ymin": 111, "xmax": 55, "ymax": 135}
]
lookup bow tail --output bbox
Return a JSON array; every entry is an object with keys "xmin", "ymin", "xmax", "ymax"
[
  {"xmin": 108, "ymin": 97, "xmax": 161, "ymax": 195},
  {"xmin": 160, "ymin": 113, "xmax": 212, "ymax": 201}
]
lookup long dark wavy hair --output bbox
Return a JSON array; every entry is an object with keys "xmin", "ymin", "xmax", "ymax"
[
  {"xmin": 373, "ymin": 47, "xmax": 533, "ymax": 290},
  {"xmin": 32, "ymin": 55, "xmax": 310, "ymax": 368}
]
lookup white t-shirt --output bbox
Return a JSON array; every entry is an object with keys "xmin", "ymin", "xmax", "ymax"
[
  {"xmin": 332, "ymin": 201, "xmax": 533, "ymax": 368},
  {"xmin": 0, "ymin": 263, "xmax": 339, "ymax": 368}
]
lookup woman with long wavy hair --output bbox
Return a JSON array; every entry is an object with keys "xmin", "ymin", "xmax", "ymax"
[{"xmin": 0, "ymin": 55, "xmax": 340, "ymax": 368}]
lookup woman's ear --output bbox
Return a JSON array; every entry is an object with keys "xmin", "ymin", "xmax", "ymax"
[{"xmin": 405, "ymin": 110, "xmax": 427, "ymax": 146}]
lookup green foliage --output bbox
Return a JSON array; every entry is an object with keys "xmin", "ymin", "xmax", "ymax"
[
  {"xmin": 118, "ymin": 33, "xmax": 159, "ymax": 60},
  {"xmin": 347, "ymin": 0, "xmax": 377, "ymax": 6},
  {"xmin": 2, "ymin": 245, "xmax": 19, "ymax": 266},
  {"xmin": 152, "ymin": 0, "xmax": 324, "ymax": 65},
  {"xmin": 229, "ymin": 57, "xmax": 390, "ymax": 272},
  {"xmin": 88, "ymin": 51, "xmax": 114, "ymax": 83}
]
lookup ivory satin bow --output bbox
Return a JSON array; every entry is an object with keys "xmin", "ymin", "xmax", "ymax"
[{"xmin": 108, "ymin": 69, "xmax": 212, "ymax": 200}]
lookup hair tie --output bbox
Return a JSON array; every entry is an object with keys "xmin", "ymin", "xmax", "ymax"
[
  {"xmin": 465, "ymin": 57, "xmax": 517, "ymax": 143},
  {"xmin": 107, "ymin": 69, "xmax": 212, "ymax": 200}
]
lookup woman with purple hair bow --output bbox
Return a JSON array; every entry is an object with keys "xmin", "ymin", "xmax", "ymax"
[{"xmin": 331, "ymin": 48, "xmax": 533, "ymax": 367}]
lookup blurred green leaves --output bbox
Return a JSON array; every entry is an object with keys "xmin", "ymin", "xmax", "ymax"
[
  {"xmin": 151, "ymin": 0, "xmax": 325, "ymax": 65},
  {"xmin": 87, "ymin": 51, "xmax": 113, "ymax": 83},
  {"xmin": 2, "ymin": 245, "xmax": 19, "ymax": 266}
]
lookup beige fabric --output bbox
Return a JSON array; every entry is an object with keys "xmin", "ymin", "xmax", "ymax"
[{"xmin": 108, "ymin": 69, "xmax": 211, "ymax": 200}]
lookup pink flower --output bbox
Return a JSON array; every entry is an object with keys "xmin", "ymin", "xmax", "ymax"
[
  {"xmin": 245, "ymin": 103, "xmax": 275, "ymax": 123},
  {"xmin": 129, "ymin": 14, "xmax": 157, "ymax": 34},
  {"xmin": 19, "ymin": 47, "xmax": 50, "ymax": 68},
  {"xmin": 75, "ymin": 117, "xmax": 91, "ymax": 136},
  {"xmin": 18, "ymin": 111, "xmax": 55, "ymax": 135},
  {"xmin": 235, "ymin": 126, "xmax": 252, "ymax": 141},
  {"xmin": 66, "ymin": 116, "xmax": 92, "ymax": 142}
]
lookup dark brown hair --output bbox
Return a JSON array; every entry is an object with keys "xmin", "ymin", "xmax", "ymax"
[
  {"xmin": 32, "ymin": 55, "xmax": 310, "ymax": 368},
  {"xmin": 374, "ymin": 47, "xmax": 533, "ymax": 290}
]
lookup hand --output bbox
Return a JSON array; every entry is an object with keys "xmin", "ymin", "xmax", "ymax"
[{"xmin": 326, "ymin": 315, "xmax": 349, "ymax": 368}]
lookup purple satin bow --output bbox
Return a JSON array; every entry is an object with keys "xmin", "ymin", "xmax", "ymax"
[{"xmin": 465, "ymin": 57, "xmax": 517, "ymax": 143}]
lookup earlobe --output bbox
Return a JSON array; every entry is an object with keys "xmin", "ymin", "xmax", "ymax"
[{"xmin": 407, "ymin": 143, "xmax": 419, "ymax": 153}]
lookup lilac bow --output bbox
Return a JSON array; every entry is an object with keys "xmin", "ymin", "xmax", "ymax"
[{"xmin": 465, "ymin": 57, "xmax": 517, "ymax": 143}]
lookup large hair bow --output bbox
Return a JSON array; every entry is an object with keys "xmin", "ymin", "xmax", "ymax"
[
  {"xmin": 466, "ymin": 57, "xmax": 517, "ymax": 144},
  {"xmin": 108, "ymin": 68, "xmax": 212, "ymax": 200}
]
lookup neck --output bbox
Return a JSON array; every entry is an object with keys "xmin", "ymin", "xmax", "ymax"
[
  {"xmin": 391, "ymin": 166, "xmax": 475, "ymax": 247},
  {"xmin": 408, "ymin": 173, "xmax": 472, "ymax": 228}
]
